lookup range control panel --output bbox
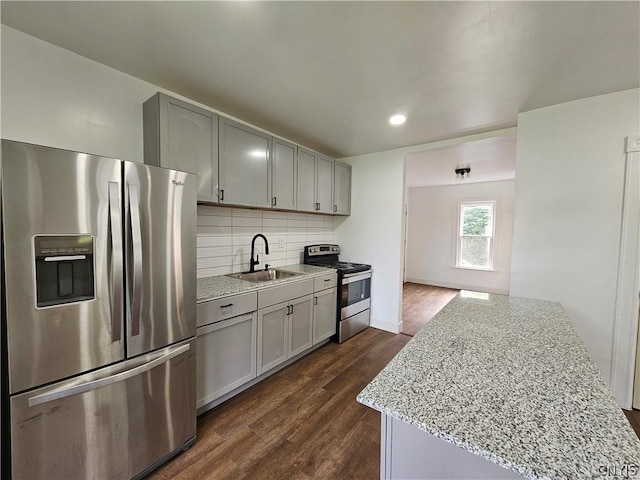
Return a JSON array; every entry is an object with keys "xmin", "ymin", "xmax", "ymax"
[{"xmin": 306, "ymin": 244, "xmax": 340, "ymax": 256}]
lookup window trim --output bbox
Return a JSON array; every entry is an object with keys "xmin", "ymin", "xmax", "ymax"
[{"xmin": 455, "ymin": 200, "xmax": 496, "ymax": 271}]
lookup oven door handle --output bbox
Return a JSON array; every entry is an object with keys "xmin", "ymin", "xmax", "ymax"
[{"xmin": 342, "ymin": 271, "xmax": 372, "ymax": 284}]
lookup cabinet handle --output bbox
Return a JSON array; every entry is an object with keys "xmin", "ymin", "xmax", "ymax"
[
  {"xmin": 333, "ymin": 205, "xmax": 337, "ymax": 213},
  {"xmin": 287, "ymin": 305, "xmax": 293, "ymax": 315},
  {"xmin": 315, "ymin": 202, "xmax": 320, "ymax": 211},
  {"xmin": 272, "ymin": 196, "xmax": 277, "ymax": 207},
  {"xmin": 314, "ymin": 297, "xmax": 318, "ymax": 305},
  {"xmin": 220, "ymin": 189, "xmax": 224, "ymax": 201},
  {"xmin": 220, "ymin": 303, "xmax": 233, "ymax": 309}
]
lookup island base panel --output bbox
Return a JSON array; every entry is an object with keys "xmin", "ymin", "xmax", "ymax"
[{"xmin": 381, "ymin": 414, "xmax": 525, "ymax": 480}]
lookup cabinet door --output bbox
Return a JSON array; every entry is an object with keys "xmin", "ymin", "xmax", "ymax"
[
  {"xmin": 143, "ymin": 93, "xmax": 218, "ymax": 203},
  {"xmin": 289, "ymin": 295, "xmax": 314, "ymax": 357},
  {"xmin": 257, "ymin": 302, "xmax": 288, "ymax": 375},
  {"xmin": 316, "ymin": 155, "xmax": 334, "ymax": 214},
  {"xmin": 196, "ymin": 313, "xmax": 257, "ymax": 408},
  {"xmin": 333, "ymin": 161, "xmax": 351, "ymax": 215},
  {"xmin": 272, "ymin": 138, "xmax": 297, "ymax": 210},
  {"xmin": 313, "ymin": 287, "xmax": 337, "ymax": 344},
  {"xmin": 219, "ymin": 117, "xmax": 272, "ymax": 208},
  {"xmin": 297, "ymin": 147, "xmax": 317, "ymax": 213}
]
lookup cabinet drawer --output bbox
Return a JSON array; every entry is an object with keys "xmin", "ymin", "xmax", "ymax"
[
  {"xmin": 197, "ymin": 291, "xmax": 257, "ymax": 327},
  {"xmin": 314, "ymin": 273, "xmax": 337, "ymax": 291},
  {"xmin": 258, "ymin": 279, "xmax": 314, "ymax": 309}
]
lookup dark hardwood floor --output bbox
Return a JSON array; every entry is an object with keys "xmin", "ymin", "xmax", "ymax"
[
  {"xmin": 401, "ymin": 282, "xmax": 459, "ymax": 336},
  {"xmin": 624, "ymin": 409, "xmax": 640, "ymax": 438},
  {"xmin": 148, "ymin": 322, "xmax": 640, "ymax": 480},
  {"xmin": 148, "ymin": 328, "xmax": 410, "ymax": 480}
]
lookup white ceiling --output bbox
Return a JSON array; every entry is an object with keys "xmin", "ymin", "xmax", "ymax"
[
  {"xmin": 405, "ymin": 135, "xmax": 516, "ymax": 188},
  {"xmin": 1, "ymin": 1, "xmax": 638, "ymax": 159}
]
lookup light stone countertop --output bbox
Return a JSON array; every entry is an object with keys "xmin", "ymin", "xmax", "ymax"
[
  {"xmin": 196, "ymin": 264, "xmax": 336, "ymax": 303},
  {"xmin": 357, "ymin": 293, "xmax": 640, "ymax": 480}
]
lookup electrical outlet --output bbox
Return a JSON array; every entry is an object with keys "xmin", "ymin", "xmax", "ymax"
[{"xmin": 627, "ymin": 135, "xmax": 640, "ymax": 153}]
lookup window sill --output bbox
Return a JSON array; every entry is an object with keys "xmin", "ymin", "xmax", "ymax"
[{"xmin": 452, "ymin": 265, "xmax": 497, "ymax": 273}]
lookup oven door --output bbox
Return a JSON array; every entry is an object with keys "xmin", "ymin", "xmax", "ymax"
[{"xmin": 340, "ymin": 271, "xmax": 372, "ymax": 319}]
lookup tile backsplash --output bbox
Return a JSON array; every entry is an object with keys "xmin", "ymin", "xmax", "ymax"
[{"xmin": 197, "ymin": 205, "xmax": 335, "ymax": 278}]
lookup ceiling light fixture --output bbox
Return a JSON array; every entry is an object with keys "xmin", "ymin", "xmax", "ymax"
[
  {"xmin": 389, "ymin": 114, "xmax": 406, "ymax": 125},
  {"xmin": 455, "ymin": 167, "xmax": 471, "ymax": 179}
]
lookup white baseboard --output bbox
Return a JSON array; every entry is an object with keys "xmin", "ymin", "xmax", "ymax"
[
  {"xmin": 404, "ymin": 278, "xmax": 509, "ymax": 296},
  {"xmin": 371, "ymin": 316, "xmax": 401, "ymax": 334}
]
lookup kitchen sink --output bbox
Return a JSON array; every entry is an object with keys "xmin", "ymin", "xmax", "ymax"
[{"xmin": 227, "ymin": 269, "xmax": 300, "ymax": 283}]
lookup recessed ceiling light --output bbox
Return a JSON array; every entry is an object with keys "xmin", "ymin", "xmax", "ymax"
[{"xmin": 389, "ymin": 114, "xmax": 406, "ymax": 125}]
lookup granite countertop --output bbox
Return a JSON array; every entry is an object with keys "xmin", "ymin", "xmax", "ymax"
[
  {"xmin": 357, "ymin": 293, "xmax": 640, "ymax": 480},
  {"xmin": 197, "ymin": 264, "xmax": 335, "ymax": 302}
]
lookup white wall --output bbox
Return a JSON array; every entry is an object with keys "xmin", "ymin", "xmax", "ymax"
[
  {"xmin": 1, "ymin": 26, "xmax": 335, "ymax": 273},
  {"xmin": 406, "ymin": 180, "xmax": 514, "ymax": 294},
  {"xmin": 333, "ymin": 150, "xmax": 406, "ymax": 333},
  {"xmin": 1, "ymin": 26, "xmax": 155, "ymax": 161},
  {"xmin": 510, "ymin": 88, "xmax": 640, "ymax": 405}
]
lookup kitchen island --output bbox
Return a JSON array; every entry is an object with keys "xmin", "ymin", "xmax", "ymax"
[{"xmin": 357, "ymin": 293, "xmax": 640, "ymax": 479}]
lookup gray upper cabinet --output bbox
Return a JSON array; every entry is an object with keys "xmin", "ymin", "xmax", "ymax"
[
  {"xmin": 316, "ymin": 155, "xmax": 334, "ymax": 214},
  {"xmin": 272, "ymin": 138, "xmax": 297, "ymax": 210},
  {"xmin": 144, "ymin": 93, "xmax": 350, "ymax": 215},
  {"xmin": 143, "ymin": 92, "xmax": 218, "ymax": 203},
  {"xmin": 333, "ymin": 160, "xmax": 351, "ymax": 215},
  {"xmin": 219, "ymin": 117, "xmax": 272, "ymax": 208},
  {"xmin": 296, "ymin": 147, "xmax": 317, "ymax": 212},
  {"xmin": 297, "ymin": 148, "xmax": 334, "ymax": 214}
]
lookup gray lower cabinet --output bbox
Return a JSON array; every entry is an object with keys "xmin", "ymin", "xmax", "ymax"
[
  {"xmin": 219, "ymin": 117, "xmax": 272, "ymax": 208},
  {"xmin": 288, "ymin": 295, "xmax": 314, "ymax": 357},
  {"xmin": 272, "ymin": 138, "xmax": 297, "ymax": 210},
  {"xmin": 143, "ymin": 92, "xmax": 219, "ymax": 203},
  {"xmin": 195, "ymin": 277, "xmax": 333, "ymax": 412},
  {"xmin": 333, "ymin": 160, "xmax": 351, "ymax": 215},
  {"xmin": 257, "ymin": 293, "xmax": 314, "ymax": 375},
  {"xmin": 196, "ymin": 312, "xmax": 257, "ymax": 408},
  {"xmin": 257, "ymin": 302, "xmax": 288, "ymax": 375},
  {"xmin": 313, "ymin": 287, "xmax": 337, "ymax": 344}
]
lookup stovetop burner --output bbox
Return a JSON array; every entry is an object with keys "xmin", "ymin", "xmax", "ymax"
[{"xmin": 303, "ymin": 244, "xmax": 371, "ymax": 274}]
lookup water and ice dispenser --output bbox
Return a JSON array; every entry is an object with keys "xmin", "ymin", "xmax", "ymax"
[{"xmin": 34, "ymin": 235, "xmax": 95, "ymax": 307}]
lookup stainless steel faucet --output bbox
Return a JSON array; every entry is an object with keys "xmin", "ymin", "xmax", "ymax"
[{"xmin": 249, "ymin": 234, "xmax": 270, "ymax": 273}]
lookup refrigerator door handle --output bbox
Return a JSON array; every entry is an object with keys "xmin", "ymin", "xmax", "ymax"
[
  {"xmin": 108, "ymin": 181, "xmax": 123, "ymax": 342},
  {"xmin": 27, "ymin": 343, "xmax": 190, "ymax": 407},
  {"xmin": 129, "ymin": 183, "xmax": 143, "ymax": 336}
]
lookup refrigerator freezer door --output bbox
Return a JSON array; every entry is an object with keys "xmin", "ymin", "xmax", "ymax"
[
  {"xmin": 1, "ymin": 140, "xmax": 125, "ymax": 394},
  {"xmin": 10, "ymin": 339, "xmax": 196, "ymax": 480},
  {"xmin": 124, "ymin": 162, "xmax": 196, "ymax": 357}
]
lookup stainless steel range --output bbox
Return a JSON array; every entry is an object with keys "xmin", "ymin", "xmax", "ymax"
[{"xmin": 304, "ymin": 244, "xmax": 372, "ymax": 343}]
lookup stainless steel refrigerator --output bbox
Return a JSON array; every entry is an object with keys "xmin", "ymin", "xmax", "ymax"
[{"xmin": 0, "ymin": 140, "xmax": 197, "ymax": 479}]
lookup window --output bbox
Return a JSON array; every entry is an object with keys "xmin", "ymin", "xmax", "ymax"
[{"xmin": 456, "ymin": 201, "xmax": 495, "ymax": 270}]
